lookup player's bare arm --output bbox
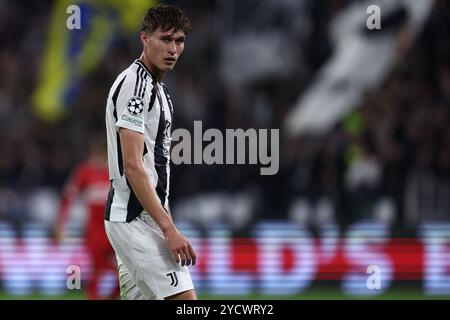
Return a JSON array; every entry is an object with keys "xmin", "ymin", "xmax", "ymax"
[{"xmin": 119, "ymin": 127, "xmax": 196, "ymax": 266}]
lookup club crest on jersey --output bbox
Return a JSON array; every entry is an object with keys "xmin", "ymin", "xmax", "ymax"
[{"xmin": 127, "ymin": 97, "xmax": 144, "ymax": 116}]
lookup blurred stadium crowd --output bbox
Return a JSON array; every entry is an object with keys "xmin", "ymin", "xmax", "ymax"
[{"xmin": 0, "ymin": 0, "xmax": 449, "ymax": 236}]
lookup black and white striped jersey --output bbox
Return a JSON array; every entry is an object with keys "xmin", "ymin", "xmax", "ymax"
[{"xmin": 104, "ymin": 59, "xmax": 173, "ymax": 222}]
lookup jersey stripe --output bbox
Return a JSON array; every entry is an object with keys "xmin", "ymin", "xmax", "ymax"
[
  {"xmin": 104, "ymin": 184, "xmax": 115, "ymax": 221},
  {"xmin": 162, "ymin": 85, "xmax": 174, "ymax": 119},
  {"xmin": 148, "ymin": 78, "xmax": 157, "ymax": 111},
  {"xmin": 143, "ymin": 142, "xmax": 148, "ymax": 156},
  {"xmin": 125, "ymin": 178, "xmax": 144, "ymax": 222},
  {"xmin": 112, "ymin": 75, "xmax": 126, "ymax": 120},
  {"xmin": 138, "ymin": 69, "xmax": 147, "ymax": 98},
  {"xmin": 133, "ymin": 67, "xmax": 141, "ymax": 96},
  {"xmin": 154, "ymin": 91, "xmax": 168, "ymax": 210},
  {"xmin": 135, "ymin": 59, "xmax": 154, "ymax": 78},
  {"xmin": 161, "ymin": 85, "xmax": 173, "ymax": 208},
  {"xmin": 116, "ymin": 133, "xmax": 123, "ymax": 176},
  {"xmin": 112, "ymin": 76, "xmax": 126, "ymax": 177}
]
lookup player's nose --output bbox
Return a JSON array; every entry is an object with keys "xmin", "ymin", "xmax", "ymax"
[{"xmin": 168, "ymin": 42, "xmax": 176, "ymax": 55}]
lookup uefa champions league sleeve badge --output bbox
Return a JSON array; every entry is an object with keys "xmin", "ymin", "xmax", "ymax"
[{"xmin": 127, "ymin": 97, "xmax": 144, "ymax": 116}]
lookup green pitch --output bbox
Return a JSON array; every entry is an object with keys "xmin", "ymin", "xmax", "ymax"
[{"xmin": 0, "ymin": 289, "xmax": 449, "ymax": 300}]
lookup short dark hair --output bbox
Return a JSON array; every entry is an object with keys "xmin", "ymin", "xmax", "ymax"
[{"xmin": 142, "ymin": 4, "xmax": 192, "ymax": 35}]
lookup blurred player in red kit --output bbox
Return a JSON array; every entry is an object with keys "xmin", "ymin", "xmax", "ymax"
[{"xmin": 54, "ymin": 134, "xmax": 119, "ymax": 300}]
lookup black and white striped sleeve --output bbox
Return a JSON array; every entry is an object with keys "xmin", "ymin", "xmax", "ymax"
[{"xmin": 114, "ymin": 70, "xmax": 152, "ymax": 134}]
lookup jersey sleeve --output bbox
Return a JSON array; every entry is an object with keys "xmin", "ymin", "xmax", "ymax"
[{"xmin": 114, "ymin": 72, "xmax": 152, "ymax": 134}]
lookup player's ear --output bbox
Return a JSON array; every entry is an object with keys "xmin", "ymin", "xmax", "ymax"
[{"xmin": 140, "ymin": 31, "xmax": 148, "ymax": 46}]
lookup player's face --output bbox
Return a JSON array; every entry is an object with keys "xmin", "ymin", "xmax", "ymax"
[{"xmin": 142, "ymin": 28, "xmax": 185, "ymax": 74}]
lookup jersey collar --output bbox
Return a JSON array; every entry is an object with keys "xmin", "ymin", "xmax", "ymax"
[{"xmin": 134, "ymin": 59, "xmax": 157, "ymax": 80}]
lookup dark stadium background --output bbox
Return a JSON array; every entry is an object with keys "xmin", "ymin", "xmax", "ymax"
[{"xmin": 0, "ymin": 0, "xmax": 449, "ymax": 299}]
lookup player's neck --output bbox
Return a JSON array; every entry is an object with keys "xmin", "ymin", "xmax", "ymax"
[{"xmin": 139, "ymin": 54, "xmax": 164, "ymax": 83}]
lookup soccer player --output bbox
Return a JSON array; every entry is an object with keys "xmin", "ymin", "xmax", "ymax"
[
  {"xmin": 104, "ymin": 5, "xmax": 197, "ymax": 300},
  {"xmin": 54, "ymin": 133, "xmax": 119, "ymax": 300}
]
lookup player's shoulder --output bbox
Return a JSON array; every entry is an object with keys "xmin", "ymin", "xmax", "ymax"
[
  {"xmin": 123, "ymin": 60, "xmax": 156, "ymax": 92},
  {"xmin": 133, "ymin": 59, "xmax": 155, "ymax": 80},
  {"xmin": 108, "ymin": 60, "xmax": 156, "ymax": 105},
  {"xmin": 109, "ymin": 67, "xmax": 130, "ymax": 94},
  {"xmin": 114, "ymin": 62, "xmax": 137, "ymax": 85}
]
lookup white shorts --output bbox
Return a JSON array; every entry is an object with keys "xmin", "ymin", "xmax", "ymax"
[{"xmin": 104, "ymin": 212, "xmax": 194, "ymax": 300}]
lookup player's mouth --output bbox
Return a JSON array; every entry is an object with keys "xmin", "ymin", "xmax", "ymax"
[{"xmin": 164, "ymin": 57, "xmax": 176, "ymax": 65}]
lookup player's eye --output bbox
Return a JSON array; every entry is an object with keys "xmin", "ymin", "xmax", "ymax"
[{"xmin": 176, "ymin": 38, "xmax": 185, "ymax": 44}]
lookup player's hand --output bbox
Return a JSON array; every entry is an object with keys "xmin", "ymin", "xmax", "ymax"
[{"xmin": 163, "ymin": 227, "xmax": 197, "ymax": 267}]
